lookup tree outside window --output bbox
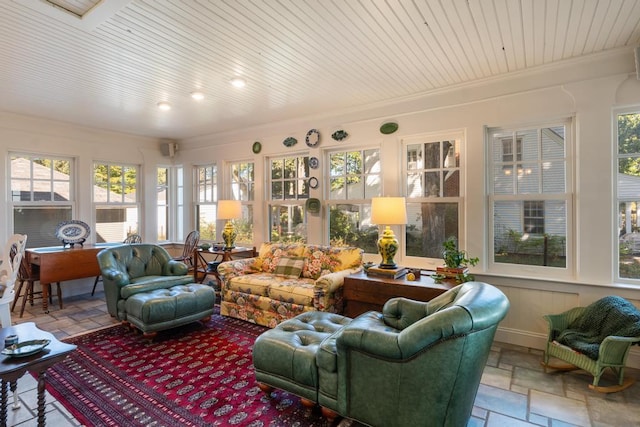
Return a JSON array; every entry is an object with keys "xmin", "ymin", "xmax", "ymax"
[
  {"xmin": 405, "ymin": 137, "xmax": 461, "ymax": 259},
  {"xmin": 230, "ymin": 161, "xmax": 254, "ymax": 244}
]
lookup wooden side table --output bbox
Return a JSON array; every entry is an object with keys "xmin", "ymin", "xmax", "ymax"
[
  {"xmin": 0, "ymin": 322, "xmax": 76, "ymax": 427},
  {"xmin": 343, "ymin": 270, "xmax": 456, "ymax": 317}
]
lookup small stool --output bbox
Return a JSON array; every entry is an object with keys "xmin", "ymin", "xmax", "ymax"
[
  {"xmin": 252, "ymin": 311, "xmax": 352, "ymax": 405},
  {"xmin": 124, "ymin": 283, "xmax": 216, "ymax": 339}
]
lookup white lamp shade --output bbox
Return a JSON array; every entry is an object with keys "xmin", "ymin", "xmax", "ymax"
[
  {"xmin": 217, "ymin": 200, "xmax": 242, "ymax": 220},
  {"xmin": 371, "ymin": 197, "xmax": 407, "ymax": 225}
]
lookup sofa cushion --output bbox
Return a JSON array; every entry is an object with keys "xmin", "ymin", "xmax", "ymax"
[
  {"xmin": 255, "ymin": 243, "xmax": 305, "ymax": 273},
  {"xmin": 274, "ymin": 256, "xmax": 305, "ymax": 278},
  {"xmin": 302, "ymin": 245, "xmax": 363, "ymax": 280},
  {"xmin": 268, "ymin": 278, "xmax": 316, "ymax": 306}
]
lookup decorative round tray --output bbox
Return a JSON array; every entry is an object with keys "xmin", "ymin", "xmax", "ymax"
[
  {"xmin": 2, "ymin": 339, "xmax": 50, "ymax": 357},
  {"xmin": 56, "ymin": 220, "xmax": 91, "ymax": 245}
]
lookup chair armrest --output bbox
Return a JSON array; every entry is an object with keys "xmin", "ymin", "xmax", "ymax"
[
  {"xmin": 217, "ymin": 258, "xmax": 259, "ymax": 289},
  {"xmin": 337, "ymin": 311, "xmax": 405, "ymax": 359},
  {"xmin": 314, "ymin": 268, "xmax": 360, "ymax": 312},
  {"xmin": 101, "ymin": 268, "xmax": 130, "ymax": 286},
  {"xmin": 164, "ymin": 260, "xmax": 189, "ymax": 276},
  {"xmin": 543, "ymin": 306, "xmax": 586, "ymax": 340},
  {"xmin": 598, "ymin": 335, "xmax": 640, "ymax": 364}
]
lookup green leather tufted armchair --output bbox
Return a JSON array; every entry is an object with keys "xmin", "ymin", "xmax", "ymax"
[
  {"xmin": 97, "ymin": 244, "xmax": 194, "ymax": 320},
  {"xmin": 317, "ymin": 282, "xmax": 510, "ymax": 427}
]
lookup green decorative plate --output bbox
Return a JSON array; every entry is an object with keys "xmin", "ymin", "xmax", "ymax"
[
  {"xmin": 2, "ymin": 339, "xmax": 50, "ymax": 357},
  {"xmin": 252, "ymin": 141, "xmax": 261, "ymax": 154},
  {"xmin": 283, "ymin": 137, "xmax": 297, "ymax": 147},
  {"xmin": 380, "ymin": 122, "xmax": 398, "ymax": 134}
]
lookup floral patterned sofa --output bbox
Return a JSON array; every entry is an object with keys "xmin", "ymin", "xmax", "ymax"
[{"xmin": 217, "ymin": 243, "xmax": 363, "ymax": 327}]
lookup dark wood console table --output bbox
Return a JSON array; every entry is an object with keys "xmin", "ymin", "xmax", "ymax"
[
  {"xmin": 26, "ymin": 243, "xmax": 118, "ymax": 313},
  {"xmin": 343, "ymin": 270, "xmax": 456, "ymax": 317},
  {"xmin": 0, "ymin": 322, "xmax": 76, "ymax": 426}
]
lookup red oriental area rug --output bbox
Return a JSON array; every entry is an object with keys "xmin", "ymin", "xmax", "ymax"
[{"xmin": 45, "ymin": 314, "xmax": 339, "ymax": 426}]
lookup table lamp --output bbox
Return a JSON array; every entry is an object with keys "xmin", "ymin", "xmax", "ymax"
[
  {"xmin": 218, "ymin": 200, "xmax": 242, "ymax": 249},
  {"xmin": 371, "ymin": 197, "xmax": 407, "ymax": 269}
]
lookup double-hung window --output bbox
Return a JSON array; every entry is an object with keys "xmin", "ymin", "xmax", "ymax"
[
  {"xmin": 93, "ymin": 162, "xmax": 139, "ymax": 242},
  {"xmin": 488, "ymin": 121, "xmax": 571, "ymax": 272},
  {"xmin": 404, "ymin": 133, "xmax": 463, "ymax": 262},
  {"xmin": 269, "ymin": 155, "xmax": 309, "ymax": 243},
  {"xmin": 10, "ymin": 153, "xmax": 74, "ymax": 247},
  {"xmin": 617, "ymin": 110, "xmax": 640, "ymax": 281},
  {"xmin": 229, "ymin": 161, "xmax": 255, "ymax": 244},
  {"xmin": 327, "ymin": 148, "xmax": 381, "ymax": 252},
  {"xmin": 195, "ymin": 164, "xmax": 217, "ymax": 241}
]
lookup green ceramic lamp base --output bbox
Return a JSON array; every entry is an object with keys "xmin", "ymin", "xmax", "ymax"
[{"xmin": 377, "ymin": 226, "xmax": 399, "ymax": 269}]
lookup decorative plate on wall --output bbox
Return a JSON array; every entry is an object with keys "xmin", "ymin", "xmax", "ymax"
[
  {"xmin": 331, "ymin": 130, "xmax": 348, "ymax": 141},
  {"xmin": 308, "ymin": 177, "xmax": 319, "ymax": 189},
  {"xmin": 380, "ymin": 122, "xmax": 398, "ymax": 134},
  {"xmin": 252, "ymin": 141, "xmax": 262, "ymax": 154},
  {"xmin": 305, "ymin": 129, "xmax": 320, "ymax": 147},
  {"xmin": 283, "ymin": 137, "xmax": 297, "ymax": 147},
  {"xmin": 309, "ymin": 157, "xmax": 319, "ymax": 169}
]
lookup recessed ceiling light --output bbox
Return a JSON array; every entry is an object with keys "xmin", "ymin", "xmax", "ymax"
[
  {"xmin": 230, "ymin": 77, "xmax": 246, "ymax": 88},
  {"xmin": 157, "ymin": 101, "xmax": 171, "ymax": 111},
  {"xmin": 190, "ymin": 91, "xmax": 205, "ymax": 100}
]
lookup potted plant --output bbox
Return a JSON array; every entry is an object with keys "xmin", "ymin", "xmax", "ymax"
[{"xmin": 434, "ymin": 237, "xmax": 479, "ymax": 284}]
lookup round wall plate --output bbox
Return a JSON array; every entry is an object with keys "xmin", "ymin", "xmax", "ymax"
[
  {"xmin": 305, "ymin": 129, "xmax": 320, "ymax": 147},
  {"xmin": 309, "ymin": 156, "xmax": 319, "ymax": 169},
  {"xmin": 380, "ymin": 122, "xmax": 398, "ymax": 134},
  {"xmin": 252, "ymin": 141, "xmax": 262, "ymax": 154},
  {"xmin": 308, "ymin": 177, "xmax": 319, "ymax": 189}
]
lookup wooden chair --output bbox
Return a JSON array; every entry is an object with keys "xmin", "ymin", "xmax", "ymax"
[
  {"xmin": 0, "ymin": 234, "xmax": 27, "ymax": 327},
  {"xmin": 91, "ymin": 234, "xmax": 142, "ymax": 296},
  {"xmin": 11, "ymin": 257, "xmax": 62, "ymax": 318},
  {"xmin": 173, "ymin": 230, "xmax": 200, "ymax": 271}
]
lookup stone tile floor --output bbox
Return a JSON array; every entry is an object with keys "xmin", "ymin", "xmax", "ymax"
[{"xmin": 5, "ymin": 291, "xmax": 640, "ymax": 426}]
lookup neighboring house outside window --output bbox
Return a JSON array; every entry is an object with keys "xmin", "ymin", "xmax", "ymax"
[
  {"xmin": 93, "ymin": 162, "xmax": 139, "ymax": 242},
  {"xmin": 488, "ymin": 122, "xmax": 571, "ymax": 271},
  {"xmin": 617, "ymin": 110, "xmax": 640, "ymax": 281},
  {"xmin": 229, "ymin": 161, "xmax": 254, "ymax": 244},
  {"xmin": 327, "ymin": 148, "xmax": 381, "ymax": 253},
  {"xmin": 10, "ymin": 153, "xmax": 74, "ymax": 247},
  {"xmin": 404, "ymin": 133, "xmax": 463, "ymax": 261},
  {"xmin": 195, "ymin": 164, "xmax": 217, "ymax": 241},
  {"xmin": 268, "ymin": 155, "xmax": 309, "ymax": 243}
]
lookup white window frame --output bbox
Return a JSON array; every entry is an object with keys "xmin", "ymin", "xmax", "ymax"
[
  {"xmin": 9, "ymin": 152, "xmax": 75, "ymax": 247},
  {"xmin": 402, "ymin": 131, "xmax": 465, "ymax": 269},
  {"xmin": 267, "ymin": 153, "xmax": 309, "ymax": 243},
  {"xmin": 93, "ymin": 161, "xmax": 140, "ymax": 243},
  {"xmin": 487, "ymin": 119, "xmax": 574, "ymax": 279},
  {"xmin": 194, "ymin": 164, "xmax": 217, "ymax": 242},
  {"xmin": 228, "ymin": 160, "xmax": 255, "ymax": 245},
  {"xmin": 326, "ymin": 146, "xmax": 381, "ymax": 252}
]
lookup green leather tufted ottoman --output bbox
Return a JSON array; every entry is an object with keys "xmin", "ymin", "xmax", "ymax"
[
  {"xmin": 124, "ymin": 283, "xmax": 216, "ymax": 339},
  {"xmin": 252, "ymin": 311, "xmax": 352, "ymax": 405}
]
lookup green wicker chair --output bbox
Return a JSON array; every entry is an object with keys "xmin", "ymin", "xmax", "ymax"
[{"xmin": 541, "ymin": 304, "xmax": 640, "ymax": 393}]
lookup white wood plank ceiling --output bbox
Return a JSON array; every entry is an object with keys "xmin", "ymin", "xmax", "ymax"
[{"xmin": 1, "ymin": 0, "xmax": 640, "ymax": 140}]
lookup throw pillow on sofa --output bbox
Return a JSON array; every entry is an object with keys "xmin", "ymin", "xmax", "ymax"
[{"xmin": 274, "ymin": 256, "xmax": 305, "ymax": 279}]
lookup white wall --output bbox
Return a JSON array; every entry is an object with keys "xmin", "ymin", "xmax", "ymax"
[{"xmin": 1, "ymin": 47, "xmax": 640, "ymax": 366}]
